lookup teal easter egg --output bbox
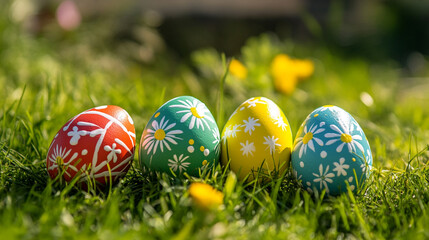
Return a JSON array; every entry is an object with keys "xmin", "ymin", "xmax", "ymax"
[
  {"xmin": 292, "ymin": 105, "xmax": 373, "ymax": 195},
  {"xmin": 139, "ymin": 96, "xmax": 220, "ymax": 176}
]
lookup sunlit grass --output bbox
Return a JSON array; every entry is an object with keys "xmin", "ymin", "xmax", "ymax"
[{"xmin": 1, "ymin": 3, "xmax": 429, "ymax": 239}]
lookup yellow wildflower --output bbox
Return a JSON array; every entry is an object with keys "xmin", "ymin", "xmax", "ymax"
[
  {"xmin": 270, "ymin": 54, "xmax": 295, "ymax": 79},
  {"xmin": 271, "ymin": 54, "xmax": 298, "ymax": 95},
  {"xmin": 274, "ymin": 75, "xmax": 298, "ymax": 95},
  {"xmin": 229, "ymin": 59, "xmax": 248, "ymax": 80},
  {"xmin": 188, "ymin": 182, "xmax": 224, "ymax": 210},
  {"xmin": 293, "ymin": 59, "xmax": 314, "ymax": 79},
  {"xmin": 270, "ymin": 54, "xmax": 314, "ymax": 95}
]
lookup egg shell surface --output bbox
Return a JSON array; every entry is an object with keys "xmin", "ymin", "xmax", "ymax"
[
  {"xmin": 140, "ymin": 96, "xmax": 220, "ymax": 177},
  {"xmin": 292, "ymin": 105, "xmax": 373, "ymax": 195},
  {"xmin": 221, "ymin": 97, "xmax": 293, "ymax": 180},
  {"xmin": 46, "ymin": 105, "xmax": 136, "ymax": 186}
]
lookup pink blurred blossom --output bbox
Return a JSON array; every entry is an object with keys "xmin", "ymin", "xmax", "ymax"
[{"xmin": 56, "ymin": 0, "xmax": 81, "ymax": 31}]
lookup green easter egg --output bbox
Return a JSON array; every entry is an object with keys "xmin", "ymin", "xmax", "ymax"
[{"xmin": 139, "ymin": 96, "xmax": 220, "ymax": 176}]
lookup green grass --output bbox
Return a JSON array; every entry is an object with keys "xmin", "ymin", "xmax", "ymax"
[{"xmin": 2, "ymin": 4, "xmax": 429, "ymax": 240}]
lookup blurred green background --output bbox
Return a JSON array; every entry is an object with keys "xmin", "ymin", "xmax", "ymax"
[{"xmin": 8, "ymin": 0, "xmax": 429, "ymax": 66}]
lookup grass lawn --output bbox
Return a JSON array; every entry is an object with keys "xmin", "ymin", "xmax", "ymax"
[{"xmin": 1, "ymin": 4, "xmax": 429, "ymax": 240}]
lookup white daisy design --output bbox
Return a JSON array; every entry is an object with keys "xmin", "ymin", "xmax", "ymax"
[
  {"xmin": 47, "ymin": 145, "xmax": 80, "ymax": 177},
  {"xmin": 104, "ymin": 143, "xmax": 122, "ymax": 163},
  {"xmin": 360, "ymin": 162, "xmax": 367, "ymax": 175},
  {"xmin": 318, "ymin": 105, "xmax": 336, "ymax": 113},
  {"xmin": 332, "ymin": 157, "xmax": 349, "ymax": 176},
  {"xmin": 224, "ymin": 124, "xmax": 241, "ymax": 138},
  {"xmin": 222, "ymin": 124, "xmax": 242, "ymax": 144},
  {"xmin": 222, "ymin": 126, "xmax": 232, "ymax": 144},
  {"xmin": 230, "ymin": 124, "xmax": 241, "ymax": 137},
  {"xmin": 168, "ymin": 154, "xmax": 190, "ymax": 173},
  {"xmin": 244, "ymin": 98, "xmax": 267, "ymax": 108},
  {"xmin": 240, "ymin": 140, "xmax": 255, "ymax": 157},
  {"xmin": 212, "ymin": 129, "xmax": 220, "ymax": 155},
  {"xmin": 274, "ymin": 115, "xmax": 288, "ymax": 131},
  {"xmin": 242, "ymin": 117, "xmax": 260, "ymax": 135},
  {"xmin": 169, "ymin": 99, "xmax": 215, "ymax": 130},
  {"xmin": 361, "ymin": 149, "xmax": 373, "ymax": 175},
  {"xmin": 294, "ymin": 123, "xmax": 325, "ymax": 158},
  {"xmin": 353, "ymin": 121, "xmax": 364, "ymax": 135},
  {"xmin": 229, "ymin": 108, "xmax": 240, "ymax": 119},
  {"xmin": 263, "ymin": 136, "xmax": 281, "ymax": 155},
  {"xmin": 267, "ymin": 102, "xmax": 288, "ymax": 131},
  {"xmin": 324, "ymin": 124, "xmax": 364, "ymax": 153},
  {"xmin": 142, "ymin": 116, "xmax": 183, "ymax": 155},
  {"xmin": 67, "ymin": 126, "xmax": 88, "ymax": 145},
  {"xmin": 313, "ymin": 164, "xmax": 335, "ymax": 193},
  {"xmin": 48, "ymin": 145, "xmax": 72, "ymax": 170},
  {"xmin": 366, "ymin": 149, "xmax": 373, "ymax": 165}
]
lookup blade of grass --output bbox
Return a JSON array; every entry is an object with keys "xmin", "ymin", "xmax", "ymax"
[{"xmin": 216, "ymin": 54, "xmax": 230, "ymax": 129}]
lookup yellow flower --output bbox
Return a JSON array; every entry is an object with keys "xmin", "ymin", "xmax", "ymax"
[
  {"xmin": 270, "ymin": 54, "xmax": 314, "ymax": 95},
  {"xmin": 188, "ymin": 182, "xmax": 224, "ymax": 210},
  {"xmin": 270, "ymin": 54, "xmax": 295, "ymax": 79},
  {"xmin": 293, "ymin": 59, "xmax": 314, "ymax": 79},
  {"xmin": 274, "ymin": 75, "xmax": 298, "ymax": 95},
  {"xmin": 229, "ymin": 59, "xmax": 248, "ymax": 80}
]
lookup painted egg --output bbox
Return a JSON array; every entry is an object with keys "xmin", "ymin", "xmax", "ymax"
[
  {"xmin": 292, "ymin": 105, "xmax": 373, "ymax": 195},
  {"xmin": 46, "ymin": 105, "xmax": 136, "ymax": 187},
  {"xmin": 139, "ymin": 96, "xmax": 220, "ymax": 177},
  {"xmin": 220, "ymin": 97, "xmax": 293, "ymax": 180}
]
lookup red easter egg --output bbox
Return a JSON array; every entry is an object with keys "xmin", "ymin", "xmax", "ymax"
[{"xmin": 46, "ymin": 105, "xmax": 136, "ymax": 187}]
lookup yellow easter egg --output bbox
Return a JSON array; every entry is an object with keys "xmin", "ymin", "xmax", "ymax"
[{"xmin": 221, "ymin": 97, "xmax": 293, "ymax": 180}]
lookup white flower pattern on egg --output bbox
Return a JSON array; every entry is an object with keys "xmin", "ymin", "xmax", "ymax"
[
  {"xmin": 48, "ymin": 145, "xmax": 72, "ymax": 171},
  {"xmin": 273, "ymin": 115, "xmax": 288, "ymax": 131},
  {"xmin": 220, "ymin": 97, "xmax": 293, "ymax": 181},
  {"xmin": 222, "ymin": 124, "xmax": 241, "ymax": 144},
  {"xmin": 142, "ymin": 116, "xmax": 183, "ymax": 155},
  {"xmin": 245, "ymin": 98, "xmax": 267, "ymax": 108},
  {"xmin": 291, "ymin": 105, "xmax": 373, "ymax": 195},
  {"xmin": 325, "ymin": 124, "xmax": 364, "ymax": 153},
  {"xmin": 312, "ymin": 164, "xmax": 335, "ymax": 194},
  {"xmin": 294, "ymin": 123, "xmax": 325, "ymax": 158},
  {"xmin": 140, "ymin": 96, "xmax": 221, "ymax": 177},
  {"xmin": 242, "ymin": 117, "xmax": 260, "ymax": 135},
  {"xmin": 263, "ymin": 136, "xmax": 281, "ymax": 155},
  {"xmin": 47, "ymin": 106, "xmax": 136, "ymax": 186},
  {"xmin": 332, "ymin": 157, "xmax": 349, "ymax": 176},
  {"xmin": 221, "ymin": 126, "xmax": 232, "ymax": 144},
  {"xmin": 268, "ymin": 103, "xmax": 288, "ymax": 131},
  {"xmin": 230, "ymin": 124, "xmax": 241, "ymax": 138},
  {"xmin": 104, "ymin": 143, "xmax": 121, "ymax": 163},
  {"xmin": 167, "ymin": 154, "xmax": 190, "ymax": 173},
  {"xmin": 240, "ymin": 140, "xmax": 255, "ymax": 157},
  {"xmin": 169, "ymin": 99, "xmax": 215, "ymax": 131},
  {"xmin": 212, "ymin": 128, "xmax": 221, "ymax": 156},
  {"xmin": 67, "ymin": 126, "xmax": 88, "ymax": 145},
  {"xmin": 318, "ymin": 105, "xmax": 337, "ymax": 112},
  {"xmin": 361, "ymin": 150, "xmax": 373, "ymax": 175}
]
